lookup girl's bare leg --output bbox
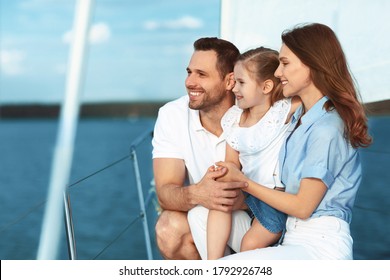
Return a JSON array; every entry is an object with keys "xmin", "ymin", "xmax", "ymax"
[
  {"xmin": 240, "ymin": 219, "xmax": 282, "ymax": 252},
  {"xmin": 207, "ymin": 210, "xmax": 232, "ymax": 260}
]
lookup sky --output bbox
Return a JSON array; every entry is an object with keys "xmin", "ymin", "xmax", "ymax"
[
  {"xmin": 0, "ymin": 0, "xmax": 221, "ymax": 104},
  {"xmin": 1, "ymin": 0, "xmax": 389, "ymax": 105}
]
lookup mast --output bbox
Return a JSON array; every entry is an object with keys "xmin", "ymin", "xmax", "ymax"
[{"xmin": 37, "ymin": 0, "xmax": 94, "ymax": 260}]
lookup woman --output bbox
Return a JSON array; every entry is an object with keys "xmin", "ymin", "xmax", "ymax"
[{"xmin": 213, "ymin": 23, "xmax": 372, "ymax": 259}]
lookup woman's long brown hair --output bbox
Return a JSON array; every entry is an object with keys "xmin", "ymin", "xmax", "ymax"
[{"xmin": 282, "ymin": 23, "xmax": 372, "ymax": 148}]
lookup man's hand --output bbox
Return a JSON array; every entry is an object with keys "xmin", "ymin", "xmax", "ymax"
[{"xmin": 189, "ymin": 165, "xmax": 247, "ymax": 212}]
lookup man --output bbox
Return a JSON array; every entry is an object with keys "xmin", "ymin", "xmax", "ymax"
[{"xmin": 152, "ymin": 37, "xmax": 251, "ymax": 259}]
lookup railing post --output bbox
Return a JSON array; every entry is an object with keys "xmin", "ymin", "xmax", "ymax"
[
  {"xmin": 59, "ymin": 128, "xmax": 154, "ymax": 260},
  {"xmin": 131, "ymin": 147, "xmax": 153, "ymax": 260},
  {"xmin": 63, "ymin": 190, "xmax": 77, "ymax": 260}
]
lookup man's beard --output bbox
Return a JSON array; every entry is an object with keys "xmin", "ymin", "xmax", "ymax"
[{"xmin": 188, "ymin": 87, "xmax": 226, "ymax": 112}]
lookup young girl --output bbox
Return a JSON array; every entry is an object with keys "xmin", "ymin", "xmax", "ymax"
[
  {"xmin": 206, "ymin": 47, "xmax": 300, "ymax": 259},
  {"xmin": 216, "ymin": 23, "xmax": 372, "ymax": 260}
]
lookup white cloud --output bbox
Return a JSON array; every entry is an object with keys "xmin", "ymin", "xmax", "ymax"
[
  {"xmin": 167, "ymin": 16, "xmax": 204, "ymax": 29},
  {"xmin": 0, "ymin": 50, "xmax": 25, "ymax": 75},
  {"xmin": 62, "ymin": 22, "xmax": 111, "ymax": 45},
  {"xmin": 144, "ymin": 21, "xmax": 159, "ymax": 30},
  {"xmin": 144, "ymin": 15, "xmax": 203, "ymax": 30},
  {"xmin": 89, "ymin": 23, "xmax": 111, "ymax": 44}
]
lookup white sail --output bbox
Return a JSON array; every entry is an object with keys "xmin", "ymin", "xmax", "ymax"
[{"xmin": 220, "ymin": 0, "xmax": 390, "ymax": 104}]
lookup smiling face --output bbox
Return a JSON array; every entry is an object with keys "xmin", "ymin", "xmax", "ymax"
[
  {"xmin": 232, "ymin": 61, "xmax": 264, "ymax": 110},
  {"xmin": 274, "ymin": 44, "xmax": 313, "ymax": 99},
  {"xmin": 185, "ymin": 50, "xmax": 228, "ymax": 111}
]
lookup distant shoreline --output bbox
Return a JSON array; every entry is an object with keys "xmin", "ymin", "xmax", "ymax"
[
  {"xmin": 0, "ymin": 99, "xmax": 389, "ymax": 118},
  {"xmin": 0, "ymin": 101, "xmax": 168, "ymax": 118}
]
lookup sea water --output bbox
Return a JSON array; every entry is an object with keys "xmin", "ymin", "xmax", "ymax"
[
  {"xmin": 0, "ymin": 118, "xmax": 161, "ymax": 260},
  {"xmin": 0, "ymin": 116, "xmax": 389, "ymax": 260}
]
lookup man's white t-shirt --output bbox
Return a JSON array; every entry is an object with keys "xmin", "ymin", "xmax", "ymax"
[{"xmin": 152, "ymin": 95, "xmax": 252, "ymax": 259}]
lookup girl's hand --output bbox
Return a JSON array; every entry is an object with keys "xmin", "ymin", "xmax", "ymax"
[{"xmin": 214, "ymin": 161, "xmax": 246, "ymax": 183}]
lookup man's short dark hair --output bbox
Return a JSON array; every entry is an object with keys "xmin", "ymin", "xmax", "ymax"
[{"xmin": 194, "ymin": 37, "xmax": 240, "ymax": 79}]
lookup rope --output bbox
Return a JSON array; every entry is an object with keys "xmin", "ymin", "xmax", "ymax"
[
  {"xmin": 0, "ymin": 200, "xmax": 46, "ymax": 234},
  {"xmin": 0, "ymin": 154, "xmax": 131, "ymax": 234},
  {"xmin": 67, "ymin": 154, "xmax": 131, "ymax": 189},
  {"xmin": 92, "ymin": 214, "xmax": 143, "ymax": 260}
]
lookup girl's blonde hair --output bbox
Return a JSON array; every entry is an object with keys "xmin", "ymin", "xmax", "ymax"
[{"xmin": 238, "ymin": 47, "xmax": 284, "ymax": 106}]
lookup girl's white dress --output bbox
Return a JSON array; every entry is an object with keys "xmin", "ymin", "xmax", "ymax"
[{"xmin": 221, "ymin": 98, "xmax": 293, "ymax": 233}]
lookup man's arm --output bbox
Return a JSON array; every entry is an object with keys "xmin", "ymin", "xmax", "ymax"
[
  {"xmin": 153, "ymin": 158, "xmax": 247, "ymax": 212},
  {"xmin": 153, "ymin": 158, "xmax": 189, "ymax": 211}
]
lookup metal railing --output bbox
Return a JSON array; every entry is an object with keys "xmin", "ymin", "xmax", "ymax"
[{"xmin": 63, "ymin": 128, "xmax": 156, "ymax": 260}]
